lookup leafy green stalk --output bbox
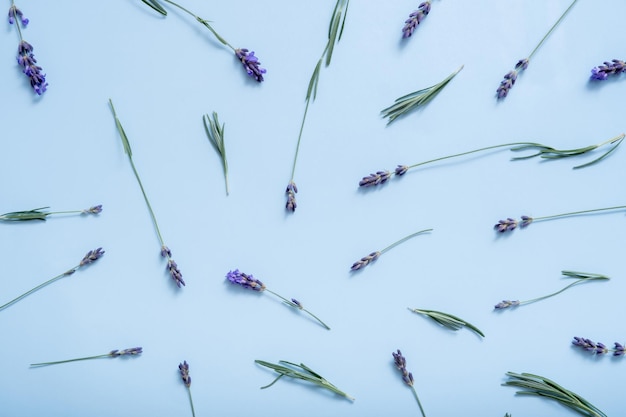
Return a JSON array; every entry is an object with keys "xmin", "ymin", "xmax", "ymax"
[
  {"xmin": 203, "ymin": 112, "xmax": 229, "ymax": 195},
  {"xmin": 408, "ymin": 308, "xmax": 484, "ymax": 337},
  {"xmin": 255, "ymin": 360, "xmax": 354, "ymax": 401},
  {"xmin": 264, "ymin": 289, "xmax": 330, "ymax": 330},
  {"xmin": 0, "ymin": 205, "xmax": 101, "ymax": 221},
  {"xmin": 31, "ymin": 347, "xmax": 142, "ymax": 367},
  {"xmin": 381, "ymin": 65, "xmax": 463, "ymax": 125},
  {"xmin": 503, "ymin": 372, "xmax": 607, "ymax": 417}
]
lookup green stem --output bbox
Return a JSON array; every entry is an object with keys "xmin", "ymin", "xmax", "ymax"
[
  {"xmin": 264, "ymin": 289, "xmax": 330, "ymax": 330},
  {"xmin": 187, "ymin": 387, "xmax": 196, "ymax": 417},
  {"xmin": 0, "ymin": 266, "xmax": 79, "ymax": 311},
  {"xmin": 379, "ymin": 229, "xmax": 433, "ymax": 255},
  {"xmin": 527, "ymin": 0, "xmax": 578, "ymax": 60},
  {"xmin": 290, "ymin": 97, "xmax": 312, "ymax": 182},
  {"xmin": 410, "ymin": 385, "xmax": 427, "ymax": 417},
  {"xmin": 520, "ymin": 276, "xmax": 608, "ymax": 306},
  {"xmin": 30, "ymin": 353, "xmax": 110, "ymax": 367},
  {"xmin": 533, "ymin": 205, "xmax": 626, "ymax": 222}
]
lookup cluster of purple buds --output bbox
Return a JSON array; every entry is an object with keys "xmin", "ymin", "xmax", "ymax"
[
  {"xmin": 226, "ymin": 269, "xmax": 266, "ymax": 291},
  {"xmin": 350, "ymin": 251, "xmax": 381, "ymax": 271},
  {"xmin": 395, "ymin": 165, "xmax": 409, "ymax": 176},
  {"xmin": 494, "ymin": 300, "xmax": 520, "ymax": 309},
  {"xmin": 494, "ymin": 216, "xmax": 533, "ymax": 233},
  {"xmin": 109, "ymin": 347, "xmax": 143, "ymax": 357},
  {"xmin": 79, "ymin": 247, "xmax": 105, "ymax": 267},
  {"xmin": 82, "ymin": 205, "xmax": 103, "ymax": 215},
  {"xmin": 496, "ymin": 59, "xmax": 529, "ymax": 99},
  {"xmin": 590, "ymin": 59, "xmax": 626, "ymax": 81},
  {"xmin": 359, "ymin": 170, "xmax": 391, "ymax": 187},
  {"xmin": 16, "ymin": 39, "xmax": 47, "ymax": 95},
  {"xmin": 392, "ymin": 349, "xmax": 414, "ymax": 387},
  {"xmin": 402, "ymin": 1, "xmax": 431, "ymax": 38},
  {"xmin": 161, "ymin": 246, "xmax": 185, "ymax": 287},
  {"xmin": 8, "ymin": 5, "xmax": 28, "ymax": 25},
  {"xmin": 285, "ymin": 181, "xmax": 297, "ymax": 212},
  {"xmin": 235, "ymin": 48, "xmax": 266, "ymax": 82},
  {"xmin": 179, "ymin": 360, "xmax": 191, "ymax": 387},
  {"xmin": 572, "ymin": 337, "xmax": 624, "ymax": 356}
]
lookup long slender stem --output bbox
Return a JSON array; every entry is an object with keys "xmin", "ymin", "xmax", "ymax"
[
  {"xmin": 520, "ymin": 277, "xmax": 608, "ymax": 306},
  {"xmin": 380, "ymin": 229, "xmax": 433, "ymax": 255},
  {"xmin": 410, "ymin": 385, "xmax": 427, "ymax": 417},
  {"xmin": 264, "ymin": 289, "xmax": 330, "ymax": 330},
  {"xmin": 406, "ymin": 143, "xmax": 533, "ymax": 171},
  {"xmin": 527, "ymin": 0, "xmax": 578, "ymax": 60},
  {"xmin": 30, "ymin": 354, "xmax": 110, "ymax": 367},
  {"xmin": 533, "ymin": 205, "xmax": 626, "ymax": 222},
  {"xmin": 187, "ymin": 388, "xmax": 196, "ymax": 417},
  {"xmin": 290, "ymin": 98, "xmax": 312, "ymax": 181},
  {"xmin": 0, "ymin": 266, "xmax": 78, "ymax": 311}
]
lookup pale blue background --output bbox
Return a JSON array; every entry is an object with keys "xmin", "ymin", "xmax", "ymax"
[{"xmin": 1, "ymin": 0, "xmax": 625, "ymax": 416}]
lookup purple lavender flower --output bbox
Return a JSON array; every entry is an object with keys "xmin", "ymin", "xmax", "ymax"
[
  {"xmin": 8, "ymin": 5, "xmax": 28, "ymax": 26},
  {"xmin": 496, "ymin": 59, "xmax": 528, "ymax": 99},
  {"xmin": 614, "ymin": 342, "xmax": 625, "ymax": 356},
  {"xmin": 359, "ymin": 170, "xmax": 391, "ymax": 187},
  {"xmin": 79, "ymin": 247, "xmax": 105, "ymax": 266},
  {"xmin": 226, "ymin": 269, "xmax": 265, "ymax": 291},
  {"xmin": 494, "ymin": 218, "xmax": 518, "ymax": 233},
  {"xmin": 350, "ymin": 251, "xmax": 381, "ymax": 271},
  {"xmin": 235, "ymin": 48, "xmax": 266, "ymax": 82},
  {"xmin": 590, "ymin": 59, "xmax": 626, "ymax": 81},
  {"xmin": 16, "ymin": 40, "xmax": 47, "ymax": 95},
  {"xmin": 395, "ymin": 165, "xmax": 409, "ymax": 176},
  {"xmin": 402, "ymin": 1, "xmax": 431, "ymax": 38},
  {"xmin": 392, "ymin": 349, "xmax": 414, "ymax": 386},
  {"xmin": 572, "ymin": 337, "xmax": 608, "ymax": 354},
  {"xmin": 519, "ymin": 215, "xmax": 533, "ymax": 228},
  {"xmin": 109, "ymin": 347, "xmax": 143, "ymax": 357},
  {"xmin": 286, "ymin": 181, "xmax": 297, "ymax": 212},
  {"xmin": 83, "ymin": 205, "xmax": 103, "ymax": 215},
  {"xmin": 494, "ymin": 300, "xmax": 520, "ymax": 309},
  {"xmin": 291, "ymin": 298, "xmax": 303, "ymax": 309},
  {"xmin": 168, "ymin": 259, "xmax": 185, "ymax": 288},
  {"xmin": 179, "ymin": 360, "xmax": 191, "ymax": 387}
]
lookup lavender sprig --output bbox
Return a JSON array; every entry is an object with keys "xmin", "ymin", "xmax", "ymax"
[
  {"xmin": 179, "ymin": 361, "xmax": 196, "ymax": 417},
  {"xmin": 392, "ymin": 350, "xmax": 426, "ymax": 417},
  {"xmin": 494, "ymin": 271, "xmax": 609, "ymax": 310},
  {"xmin": 30, "ymin": 347, "xmax": 142, "ymax": 367},
  {"xmin": 401, "ymin": 1, "xmax": 431, "ymax": 38},
  {"xmin": 361, "ymin": 134, "xmax": 624, "ymax": 188},
  {"xmin": 285, "ymin": 0, "xmax": 349, "ymax": 212},
  {"xmin": 8, "ymin": 2, "xmax": 47, "ymax": 95},
  {"xmin": 572, "ymin": 337, "xmax": 625, "ymax": 357},
  {"xmin": 496, "ymin": 0, "xmax": 578, "ymax": 99},
  {"xmin": 408, "ymin": 308, "xmax": 484, "ymax": 337},
  {"xmin": 255, "ymin": 360, "xmax": 354, "ymax": 401},
  {"xmin": 139, "ymin": 0, "xmax": 265, "ymax": 82},
  {"xmin": 109, "ymin": 99, "xmax": 185, "ymax": 288},
  {"xmin": 203, "ymin": 112, "xmax": 229, "ymax": 195},
  {"xmin": 590, "ymin": 59, "xmax": 626, "ymax": 81},
  {"xmin": 350, "ymin": 229, "xmax": 432, "ymax": 271},
  {"xmin": 226, "ymin": 269, "xmax": 330, "ymax": 330},
  {"xmin": 381, "ymin": 65, "xmax": 463, "ymax": 125},
  {"xmin": 0, "ymin": 248, "xmax": 104, "ymax": 312},
  {"xmin": 0, "ymin": 205, "xmax": 102, "ymax": 222},
  {"xmin": 494, "ymin": 204, "xmax": 626, "ymax": 234},
  {"xmin": 503, "ymin": 371, "xmax": 607, "ymax": 417}
]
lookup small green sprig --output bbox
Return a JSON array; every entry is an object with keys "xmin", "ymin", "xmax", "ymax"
[
  {"xmin": 503, "ymin": 371, "xmax": 607, "ymax": 417},
  {"xmin": 361, "ymin": 133, "xmax": 624, "ymax": 188},
  {"xmin": 381, "ymin": 65, "xmax": 463, "ymax": 125},
  {"xmin": 0, "ymin": 205, "xmax": 102, "ymax": 221},
  {"xmin": 0, "ymin": 248, "xmax": 104, "ymax": 312},
  {"xmin": 30, "ymin": 347, "xmax": 142, "ymax": 367},
  {"xmin": 255, "ymin": 360, "xmax": 354, "ymax": 401},
  {"xmin": 350, "ymin": 228, "xmax": 432, "ymax": 271},
  {"xmin": 203, "ymin": 112, "xmax": 229, "ymax": 195},
  {"xmin": 494, "ymin": 271, "xmax": 609, "ymax": 310},
  {"xmin": 408, "ymin": 308, "xmax": 484, "ymax": 337}
]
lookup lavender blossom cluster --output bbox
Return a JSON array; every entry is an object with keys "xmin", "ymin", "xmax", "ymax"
[{"xmin": 8, "ymin": 5, "xmax": 47, "ymax": 95}]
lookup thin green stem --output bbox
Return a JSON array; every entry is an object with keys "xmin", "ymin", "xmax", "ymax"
[
  {"xmin": 520, "ymin": 276, "xmax": 608, "ymax": 306},
  {"xmin": 406, "ymin": 143, "xmax": 534, "ymax": 171},
  {"xmin": 264, "ymin": 289, "xmax": 330, "ymax": 330},
  {"xmin": 533, "ymin": 205, "xmax": 626, "ymax": 222},
  {"xmin": 379, "ymin": 229, "xmax": 433, "ymax": 255},
  {"xmin": 30, "ymin": 354, "xmax": 110, "ymax": 367},
  {"xmin": 187, "ymin": 387, "xmax": 196, "ymax": 417},
  {"xmin": 527, "ymin": 0, "xmax": 578, "ymax": 60},
  {"xmin": 290, "ymin": 96, "xmax": 312, "ymax": 182},
  {"xmin": 0, "ymin": 266, "xmax": 79, "ymax": 311},
  {"xmin": 410, "ymin": 385, "xmax": 427, "ymax": 417}
]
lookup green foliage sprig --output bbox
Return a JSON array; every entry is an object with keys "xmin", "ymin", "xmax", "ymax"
[
  {"xmin": 408, "ymin": 308, "xmax": 484, "ymax": 337},
  {"xmin": 203, "ymin": 112, "xmax": 229, "ymax": 195},
  {"xmin": 0, "ymin": 205, "xmax": 101, "ymax": 221}
]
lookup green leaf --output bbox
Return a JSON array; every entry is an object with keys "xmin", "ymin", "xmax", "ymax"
[
  {"xmin": 409, "ymin": 308, "xmax": 485, "ymax": 337},
  {"xmin": 140, "ymin": 0, "xmax": 167, "ymax": 16}
]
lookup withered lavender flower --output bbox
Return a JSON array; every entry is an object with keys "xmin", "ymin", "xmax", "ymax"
[
  {"xmin": 496, "ymin": 0, "xmax": 578, "ymax": 99},
  {"xmin": 226, "ymin": 269, "xmax": 330, "ymax": 329},
  {"xmin": 494, "ymin": 271, "xmax": 609, "ymax": 310},
  {"xmin": 179, "ymin": 361, "xmax": 196, "ymax": 417},
  {"xmin": 494, "ymin": 204, "xmax": 626, "ymax": 234},
  {"xmin": 402, "ymin": 1, "xmax": 431, "ymax": 38},
  {"xmin": 0, "ymin": 205, "xmax": 102, "ymax": 222},
  {"xmin": 362, "ymin": 134, "xmax": 624, "ymax": 190},
  {"xmin": 284, "ymin": 0, "xmax": 349, "ymax": 212},
  {"xmin": 31, "ymin": 346, "xmax": 142, "ymax": 367},
  {"xmin": 392, "ymin": 350, "xmax": 427, "ymax": 417},
  {"xmin": 109, "ymin": 99, "xmax": 185, "ymax": 288},
  {"xmin": 139, "ymin": 0, "xmax": 265, "ymax": 82},
  {"xmin": 350, "ymin": 229, "xmax": 432, "ymax": 271},
  {"xmin": 590, "ymin": 59, "xmax": 626, "ymax": 81},
  {"xmin": 0, "ymin": 248, "xmax": 104, "ymax": 312},
  {"xmin": 8, "ymin": 3, "xmax": 47, "ymax": 95}
]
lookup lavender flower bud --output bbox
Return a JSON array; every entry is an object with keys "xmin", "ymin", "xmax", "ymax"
[
  {"xmin": 235, "ymin": 48, "xmax": 266, "ymax": 82},
  {"xmin": 494, "ymin": 300, "xmax": 520, "ymax": 309},
  {"xmin": 8, "ymin": 5, "xmax": 28, "ymax": 26},
  {"xmin": 402, "ymin": 1, "xmax": 431, "ymax": 38},
  {"xmin": 79, "ymin": 248, "xmax": 105, "ymax": 266},
  {"xmin": 285, "ymin": 181, "xmax": 297, "ymax": 212},
  {"xmin": 179, "ymin": 360, "xmax": 191, "ymax": 387},
  {"xmin": 350, "ymin": 251, "xmax": 381, "ymax": 271},
  {"xmin": 82, "ymin": 205, "xmax": 103, "ymax": 215},
  {"xmin": 160, "ymin": 245, "xmax": 172, "ymax": 258},
  {"xmin": 16, "ymin": 40, "xmax": 47, "ymax": 95},
  {"xmin": 291, "ymin": 298, "xmax": 303, "ymax": 309},
  {"xmin": 168, "ymin": 259, "xmax": 185, "ymax": 287},
  {"xmin": 110, "ymin": 347, "xmax": 143, "ymax": 357},
  {"xmin": 590, "ymin": 59, "xmax": 626, "ymax": 81},
  {"xmin": 519, "ymin": 215, "xmax": 533, "ymax": 228},
  {"xmin": 613, "ymin": 342, "xmax": 625, "ymax": 356},
  {"xmin": 395, "ymin": 165, "xmax": 409, "ymax": 176},
  {"xmin": 359, "ymin": 171, "xmax": 391, "ymax": 187},
  {"xmin": 226, "ymin": 269, "xmax": 266, "ymax": 291},
  {"xmin": 572, "ymin": 337, "xmax": 601, "ymax": 352},
  {"xmin": 494, "ymin": 218, "xmax": 518, "ymax": 233},
  {"xmin": 392, "ymin": 349, "xmax": 413, "ymax": 387}
]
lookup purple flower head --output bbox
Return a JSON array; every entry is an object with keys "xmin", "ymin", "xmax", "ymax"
[
  {"xmin": 179, "ymin": 360, "xmax": 191, "ymax": 387},
  {"xmin": 16, "ymin": 40, "xmax": 47, "ymax": 95},
  {"xmin": 226, "ymin": 269, "xmax": 266, "ymax": 291},
  {"xmin": 285, "ymin": 181, "xmax": 297, "ymax": 212},
  {"xmin": 235, "ymin": 48, "xmax": 266, "ymax": 82},
  {"xmin": 402, "ymin": 1, "xmax": 431, "ymax": 38},
  {"xmin": 590, "ymin": 59, "xmax": 626, "ymax": 81},
  {"xmin": 516, "ymin": 58, "xmax": 529, "ymax": 71},
  {"xmin": 519, "ymin": 215, "xmax": 533, "ymax": 228},
  {"xmin": 359, "ymin": 170, "xmax": 391, "ymax": 187},
  {"xmin": 110, "ymin": 347, "xmax": 143, "ymax": 357},
  {"xmin": 83, "ymin": 205, "xmax": 103, "ymax": 215},
  {"xmin": 160, "ymin": 245, "xmax": 172, "ymax": 258},
  {"xmin": 80, "ymin": 247, "xmax": 105, "ymax": 266},
  {"xmin": 494, "ymin": 300, "xmax": 520, "ymax": 309},
  {"xmin": 392, "ymin": 349, "xmax": 414, "ymax": 387},
  {"xmin": 395, "ymin": 165, "xmax": 409, "ymax": 176},
  {"xmin": 613, "ymin": 342, "xmax": 625, "ymax": 356},
  {"xmin": 496, "ymin": 70, "xmax": 518, "ymax": 99},
  {"xmin": 291, "ymin": 298, "xmax": 303, "ymax": 309},
  {"xmin": 350, "ymin": 251, "xmax": 381, "ymax": 271},
  {"xmin": 8, "ymin": 5, "xmax": 28, "ymax": 26},
  {"xmin": 168, "ymin": 259, "xmax": 185, "ymax": 287},
  {"xmin": 494, "ymin": 218, "xmax": 518, "ymax": 233},
  {"xmin": 572, "ymin": 337, "xmax": 605, "ymax": 353}
]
